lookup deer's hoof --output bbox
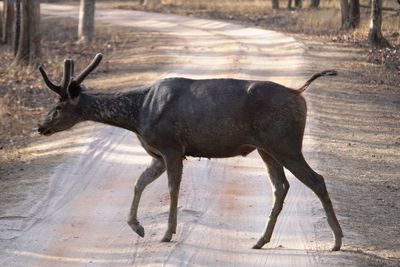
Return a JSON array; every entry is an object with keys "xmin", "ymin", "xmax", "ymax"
[
  {"xmin": 252, "ymin": 237, "xmax": 268, "ymax": 249},
  {"xmin": 161, "ymin": 233, "xmax": 172, "ymax": 242},
  {"xmin": 128, "ymin": 222, "xmax": 145, "ymax": 238},
  {"xmin": 252, "ymin": 241, "xmax": 265, "ymax": 249},
  {"xmin": 331, "ymin": 244, "xmax": 341, "ymax": 251},
  {"xmin": 331, "ymin": 236, "xmax": 342, "ymax": 251}
]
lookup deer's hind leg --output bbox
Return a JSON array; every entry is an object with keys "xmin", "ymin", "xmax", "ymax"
[
  {"xmin": 128, "ymin": 157, "xmax": 166, "ymax": 237},
  {"xmin": 161, "ymin": 151, "xmax": 183, "ymax": 242},
  {"xmin": 253, "ymin": 149, "xmax": 290, "ymax": 249},
  {"xmin": 278, "ymin": 152, "xmax": 343, "ymax": 251}
]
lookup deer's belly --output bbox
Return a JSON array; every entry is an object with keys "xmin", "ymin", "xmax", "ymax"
[{"xmin": 184, "ymin": 144, "xmax": 256, "ymax": 158}]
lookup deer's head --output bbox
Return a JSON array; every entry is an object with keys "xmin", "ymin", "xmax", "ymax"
[{"xmin": 38, "ymin": 53, "xmax": 103, "ymax": 136}]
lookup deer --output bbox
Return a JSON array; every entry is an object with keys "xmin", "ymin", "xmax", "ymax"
[{"xmin": 38, "ymin": 53, "xmax": 343, "ymax": 251}]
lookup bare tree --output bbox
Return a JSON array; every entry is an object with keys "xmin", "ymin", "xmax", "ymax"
[
  {"xmin": 341, "ymin": 0, "xmax": 361, "ymax": 29},
  {"xmin": 340, "ymin": 0, "xmax": 350, "ymax": 29},
  {"xmin": 78, "ymin": 0, "xmax": 96, "ymax": 43},
  {"xmin": 13, "ymin": 0, "xmax": 21, "ymax": 56},
  {"xmin": 272, "ymin": 0, "xmax": 279, "ymax": 9},
  {"xmin": 14, "ymin": 0, "xmax": 41, "ymax": 65},
  {"xmin": 368, "ymin": 0, "xmax": 391, "ymax": 47},
  {"xmin": 287, "ymin": 0, "xmax": 293, "ymax": 9},
  {"xmin": 2, "ymin": 0, "xmax": 14, "ymax": 44},
  {"xmin": 310, "ymin": 0, "xmax": 320, "ymax": 9},
  {"xmin": 349, "ymin": 0, "xmax": 360, "ymax": 28}
]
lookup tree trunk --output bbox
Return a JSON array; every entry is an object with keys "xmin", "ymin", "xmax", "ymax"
[
  {"xmin": 287, "ymin": 0, "xmax": 293, "ymax": 9},
  {"xmin": 340, "ymin": 0, "xmax": 350, "ymax": 29},
  {"xmin": 349, "ymin": 0, "xmax": 360, "ymax": 28},
  {"xmin": 368, "ymin": 0, "xmax": 391, "ymax": 48},
  {"xmin": 15, "ymin": 0, "xmax": 41, "ymax": 66},
  {"xmin": 28, "ymin": 0, "xmax": 41, "ymax": 64},
  {"xmin": 13, "ymin": 0, "xmax": 21, "ymax": 56},
  {"xmin": 310, "ymin": 0, "xmax": 320, "ymax": 9},
  {"xmin": 0, "ymin": 8, "xmax": 2, "ymax": 41},
  {"xmin": 78, "ymin": 0, "xmax": 95, "ymax": 43},
  {"xmin": 2, "ymin": 0, "xmax": 15, "ymax": 44},
  {"xmin": 272, "ymin": 0, "xmax": 279, "ymax": 9},
  {"xmin": 295, "ymin": 0, "xmax": 302, "ymax": 9}
]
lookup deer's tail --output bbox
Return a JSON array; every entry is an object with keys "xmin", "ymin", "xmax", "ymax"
[{"xmin": 296, "ymin": 70, "xmax": 337, "ymax": 94}]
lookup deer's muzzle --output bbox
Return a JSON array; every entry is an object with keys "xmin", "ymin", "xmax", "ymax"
[{"xmin": 38, "ymin": 125, "xmax": 52, "ymax": 136}]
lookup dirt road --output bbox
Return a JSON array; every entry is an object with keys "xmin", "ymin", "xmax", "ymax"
[{"xmin": 0, "ymin": 5, "xmax": 352, "ymax": 266}]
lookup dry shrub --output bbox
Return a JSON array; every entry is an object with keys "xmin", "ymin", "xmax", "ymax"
[{"xmin": 294, "ymin": 8, "xmax": 341, "ymax": 34}]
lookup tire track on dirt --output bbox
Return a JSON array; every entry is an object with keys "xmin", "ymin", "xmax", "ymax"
[{"xmin": 0, "ymin": 4, "xmax": 351, "ymax": 266}]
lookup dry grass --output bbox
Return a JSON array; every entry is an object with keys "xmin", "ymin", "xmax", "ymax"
[
  {"xmin": 162, "ymin": 0, "xmax": 274, "ymax": 14},
  {"xmin": 285, "ymin": 8, "xmax": 342, "ymax": 34}
]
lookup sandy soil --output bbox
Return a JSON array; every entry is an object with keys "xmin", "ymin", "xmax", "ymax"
[{"xmin": 0, "ymin": 3, "xmax": 399, "ymax": 267}]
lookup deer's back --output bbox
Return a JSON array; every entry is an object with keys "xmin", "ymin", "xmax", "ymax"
[{"xmin": 137, "ymin": 77, "xmax": 306, "ymax": 158}]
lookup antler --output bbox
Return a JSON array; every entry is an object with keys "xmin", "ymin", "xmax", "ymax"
[
  {"xmin": 70, "ymin": 59, "xmax": 75, "ymax": 77},
  {"xmin": 60, "ymin": 59, "xmax": 72, "ymax": 94},
  {"xmin": 38, "ymin": 65, "xmax": 61, "ymax": 95},
  {"xmin": 73, "ymin": 53, "xmax": 103, "ymax": 84},
  {"xmin": 39, "ymin": 59, "xmax": 73, "ymax": 97},
  {"xmin": 39, "ymin": 53, "xmax": 102, "ymax": 96}
]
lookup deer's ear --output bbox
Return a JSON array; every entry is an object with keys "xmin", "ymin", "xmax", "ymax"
[{"xmin": 66, "ymin": 81, "xmax": 81, "ymax": 104}]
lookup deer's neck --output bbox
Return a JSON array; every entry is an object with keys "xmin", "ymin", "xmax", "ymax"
[{"xmin": 80, "ymin": 89, "xmax": 147, "ymax": 132}]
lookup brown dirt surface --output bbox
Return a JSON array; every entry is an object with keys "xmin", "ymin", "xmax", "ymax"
[{"xmin": 0, "ymin": 2, "xmax": 399, "ymax": 266}]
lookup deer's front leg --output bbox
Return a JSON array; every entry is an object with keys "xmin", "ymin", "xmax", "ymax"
[
  {"xmin": 161, "ymin": 153, "xmax": 183, "ymax": 242},
  {"xmin": 128, "ymin": 157, "xmax": 165, "ymax": 237}
]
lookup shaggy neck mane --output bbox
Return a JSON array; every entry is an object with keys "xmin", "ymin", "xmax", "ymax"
[{"xmin": 79, "ymin": 89, "xmax": 148, "ymax": 132}]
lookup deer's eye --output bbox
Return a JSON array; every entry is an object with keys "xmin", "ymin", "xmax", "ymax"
[{"xmin": 53, "ymin": 109, "xmax": 60, "ymax": 118}]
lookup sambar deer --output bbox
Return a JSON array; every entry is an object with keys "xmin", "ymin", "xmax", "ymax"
[{"xmin": 38, "ymin": 53, "xmax": 343, "ymax": 250}]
